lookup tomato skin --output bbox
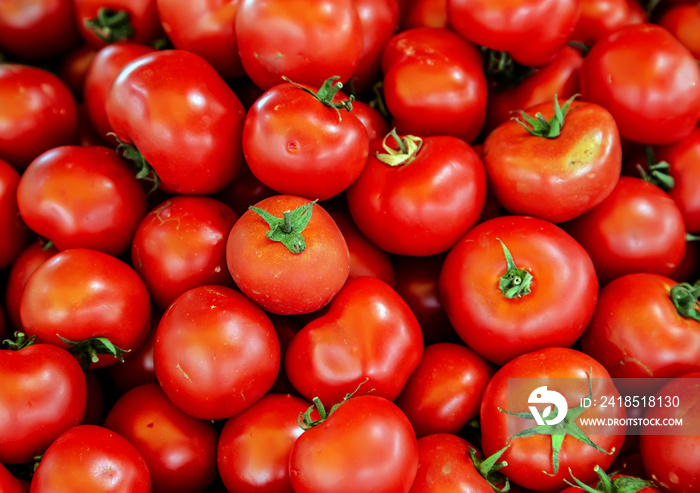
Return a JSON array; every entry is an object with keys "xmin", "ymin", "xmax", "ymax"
[
  {"xmin": 580, "ymin": 23, "xmax": 700, "ymax": 145},
  {"xmin": 107, "ymin": 308, "xmax": 160, "ymax": 393},
  {"xmin": 226, "ymin": 195, "xmax": 350, "ymax": 316},
  {"xmin": 20, "ymin": 248, "xmax": 152, "ymax": 369},
  {"xmin": 131, "ymin": 196, "xmax": 238, "ymax": 310},
  {"xmin": 563, "ymin": 176, "xmax": 686, "ymax": 285},
  {"xmin": 0, "ymin": 463, "xmax": 26, "ymax": 493},
  {"xmin": 395, "ymin": 343, "xmax": 494, "ymax": 438},
  {"xmin": 581, "ymin": 273, "xmax": 700, "ymax": 379},
  {"xmin": 439, "ymin": 215, "xmax": 598, "ymax": 366},
  {"xmin": 0, "ymin": 65, "xmax": 77, "ymax": 171},
  {"xmin": 289, "ymin": 395, "xmax": 419, "ymax": 493},
  {"xmin": 58, "ymin": 45, "xmax": 97, "ymax": 101},
  {"xmin": 0, "ymin": 344, "xmax": 86, "ymax": 464},
  {"xmin": 400, "ymin": 0, "xmax": 448, "ymax": 29},
  {"xmin": 571, "ymin": 0, "xmax": 646, "ymax": 46},
  {"xmin": 74, "ymin": 0, "xmax": 163, "ymax": 48},
  {"xmin": 217, "ymin": 393, "xmax": 310, "ymax": 493},
  {"xmin": 235, "ymin": 0, "xmax": 363, "ymax": 91},
  {"xmin": 483, "ymin": 100, "xmax": 622, "ymax": 223},
  {"xmin": 658, "ymin": 3, "xmax": 700, "ymax": 61},
  {"xmin": 30, "ymin": 425, "xmax": 150, "ymax": 493},
  {"xmin": 347, "ymin": 135, "xmax": 487, "ymax": 256},
  {"xmin": 409, "ymin": 434, "xmax": 495, "ymax": 493},
  {"xmin": 0, "ymin": 159, "xmax": 32, "ymax": 270},
  {"xmin": 381, "ymin": 27, "xmax": 487, "ymax": 143},
  {"xmin": 350, "ymin": 100, "xmax": 391, "ymax": 143},
  {"xmin": 242, "ymin": 81, "xmax": 369, "ymax": 201},
  {"xmin": 480, "ymin": 348, "xmax": 625, "ymax": 492},
  {"xmin": 107, "ymin": 50, "xmax": 246, "ymax": 195},
  {"xmin": 0, "ymin": 0, "xmax": 80, "ymax": 60},
  {"xmin": 285, "ymin": 276, "xmax": 423, "ymax": 404},
  {"xmin": 154, "ymin": 285, "xmax": 280, "ymax": 420},
  {"xmin": 104, "ymin": 383, "xmax": 219, "ymax": 493},
  {"xmin": 157, "ymin": 0, "xmax": 245, "ymax": 79},
  {"xmin": 448, "ymin": 0, "xmax": 580, "ymax": 67},
  {"xmin": 17, "ymin": 146, "xmax": 147, "ymax": 256}
]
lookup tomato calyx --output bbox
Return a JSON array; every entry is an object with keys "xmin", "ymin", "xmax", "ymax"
[
  {"xmin": 635, "ymin": 146, "xmax": 674, "ymax": 192},
  {"xmin": 498, "ymin": 370, "xmax": 615, "ymax": 476},
  {"xmin": 512, "ymin": 94, "xmax": 579, "ymax": 139},
  {"xmin": 57, "ymin": 335, "xmax": 130, "ymax": 371},
  {"xmin": 564, "ymin": 465, "xmax": 656, "ymax": 493},
  {"xmin": 669, "ymin": 280, "xmax": 700, "ymax": 322},
  {"xmin": 282, "ymin": 75, "xmax": 355, "ymax": 122},
  {"xmin": 483, "ymin": 49, "xmax": 534, "ymax": 90},
  {"xmin": 374, "ymin": 128, "xmax": 423, "ymax": 167},
  {"xmin": 3, "ymin": 331, "xmax": 37, "ymax": 351},
  {"xmin": 84, "ymin": 8, "xmax": 134, "ymax": 43},
  {"xmin": 298, "ymin": 378, "xmax": 370, "ymax": 430},
  {"xmin": 496, "ymin": 238, "xmax": 533, "ymax": 299},
  {"xmin": 249, "ymin": 199, "xmax": 318, "ymax": 254},
  {"xmin": 469, "ymin": 444, "xmax": 512, "ymax": 492},
  {"xmin": 111, "ymin": 133, "xmax": 160, "ymax": 194}
]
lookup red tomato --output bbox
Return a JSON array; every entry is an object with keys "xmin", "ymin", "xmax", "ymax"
[
  {"xmin": 658, "ymin": 3, "xmax": 700, "ymax": 61},
  {"xmin": 226, "ymin": 195, "xmax": 350, "ymax": 315},
  {"xmin": 349, "ymin": 100, "xmax": 391, "ymax": 143},
  {"xmin": 580, "ymin": 24, "xmax": 700, "ymax": 145},
  {"xmin": 17, "ymin": 146, "xmax": 147, "ymax": 256},
  {"xmin": 83, "ymin": 42, "xmax": 155, "ymax": 143},
  {"xmin": 447, "ymin": 0, "xmax": 581, "ymax": 67},
  {"xmin": 20, "ymin": 248, "xmax": 152, "ymax": 369},
  {"xmin": 563, "ymin": 176, "xmax": 687, "ymax": 285},
  {"xmin": 0, "ymin": 158, "xmax": 32, "ymax": 270},
  {"xmin": 215, "ymin": 165, "xmax": 277, "ymax": 217},
  {"xmin": 104, "ymin": 384, "xmax": 219, "ymax": 493},
  {"xmin": 131, "ymin": 196, "xmax": 238, "ymax": 309},
  {"xmin": 0, "ymin": 0, "xmax": 80, "ymax": 60},
  {"xmin": 581, "ymin": 273, "xmax": 700, "ymax": 379},
  {"xmin": 30, "ymin": 425, "xmax": 150, "ymax": 493},
  {"xmin": 571, "ymin": 0, "xmax": 646, "ymax": 46},
  {"xmin": 483, "ymin": 97, "xmax": 622, "ymax": 223},
  {"xmin": 400, "ymin": 0, "xmax": 449, "ymax": 29},
  {"xmin": 289, "ymin": 394, "xmax": 419, "ymax": 493},
  {"xmin": 439, "ymin": 215, "xmax": 598, "ymax": 365},
  {"xmin": 381, "ymin": 27, "xmax": 487, "ymax": 143},
  {"xmin": 285, "ymin": 276, "xmax": 423, "ymax": 404},
  {"xmin": 347, "ymin": 133, "xmax": 486, "ymax": 256},
  {"xmin": 156, "ymin": 0, "xmax": 245, "ymax": 79},
  {"xmin": 0, "ymin": 340, "xmax": 86, "ymax": 464},
  {"xmin": 395, "ymin": 343, "xmax": 494, "ymax": 438},
  {"xmin": 0, "ymin": 463, "xmax": 26, "ymax": 493},
  {"xmin": 57, "ymin": 44, "xmax": 97, "ymax": 100},
  {"xmin": 217, "ymin": 393, "xmax": 310, "ymax": 493},
  {"xmin": 640, "ymin": 373, "xmax": 700, "ymax": 493},
  {"xmin": 154, "ymin": 285, "xmax": 280, "ymax": 420},
  {"xmin": 0, "ymin": 64, "xmax": 77, "ymax": 171},
  {"xmin": 73, "ymin": 0, "xmax": 163, "ymax": 47},
  {"xmin": 106, "ymin": 50, "xmax": 246, "ymax": 195},
  {"xmin": 235, "ymin": 0, "xmax": 363, "ymax": 91},
  {"xmin": 242, "ymin": 77, "xmax": 369, "ymax": 201},
  {"xmin": 480, "ymin": 348, "xmax": 625, "ymax": 491}
]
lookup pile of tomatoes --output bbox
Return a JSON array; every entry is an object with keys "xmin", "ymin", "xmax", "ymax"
[{"xmin": 1, "ymin": 0, "xmax": 700, "ymax": 492}]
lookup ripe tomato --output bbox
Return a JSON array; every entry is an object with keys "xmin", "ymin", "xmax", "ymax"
[
  {"xmin": 30, "ymin": 425, "xmax": 150, "ymax": 493},
  {"xmin": 395, "ymin": 342, "xmax": 494, "ymax": 438},
  {"xmin": 0, "ymin": 64, "xmax": 77, "ymax": 171},
  {"xmin": 154, "ymin": 285, "xmax": 280, "ymax": 420},
  {"xmin": 480, "ymin": 347, "xmax": 625, "ymax": 491},
  {"xmin": 400, "ymin": 0, "xmax": 448, "ymax": 29},
  {"xmin": 571, "ymin": 0, "xmax": 646, "ymax": 46},
  {"xmin": 106, "ymin": 50, "xmax": 246, "ymax": 195},
  {"xmin": 658, "ymin": 3, "xmax": 700, "ymax": 61},
  {"xmin": 131, "ymin": 196, "xmax": 238, "ymax": 309},
  {"xmin": 447, "ymin": 0, "xmax": 581, "ymax": 67},
  {"xmin": 0, "ymin": 158, "xmax": 32, "ymax": 270},
  {"xmin": 285, "ymin": 276, "xmax": 423, "ymax": 404},
  {"xmin": 20, "ymin": 248, "xmax": 152, "ymax": 369},
  {"xmin": 563, "ymin": 176, "xmax": 686, "ymax": 285},
  {"xmin": 483, "ymin": 97, "xmax": 622, "ymax": 223},
  {"xmin": 0, "ymin": 339, "xmax": 86, "ymax": 464},
  {"xmin": 242, "ymin": 77, "xmax": 369, "ymax": 201},
  {"xmin": 226, "ymin": 195, "xmax": 350, "ymax": 315},
  {"xmin": 289, "ymin": 394, "xmax": 419, "ymax": 493},
  {"xmin": 57, "ymin": 45, "xmax": 97, "ymax": 100},
  {"xmin": 580, "ymin": 23, "xmax": 700, "ymax": 145},
  {"xmin": 73, "ymin": 0, "xmax": 163, "ymax": 47},
  {"xmin": 347, "ymin": 133, "xmax": 486, "ymax": 256},
  {"xmin": 217, "ymin": 393, "xmax": 310, "ymax": 493},
  {"xmin": 581, "ymin": 273, "xmax": 700, "ymax": 379},
  {"xmin": 104, "ymin": 383, "xmax": 219, "ymax": 493},
  {"xmin": 0, "ymin": 463, "xmax": 25, "ymax": 493},
  {"xmin": 107, "ymin": 309, "xmax": 160, "ymax": 393},
  {"xmin": 381, "ymin": 27, "xmax": 487, "ymax": 143},
  {"xmin": 235, "ymin": 0, "xmax": 363, "ymax": 90},
  {"xmin": 17, "ymin": 146, "xmax": 147, "ymax": 256},
  {"xmin": 439, "ymin": 215, "xmax": 598, "ymax": 365}
]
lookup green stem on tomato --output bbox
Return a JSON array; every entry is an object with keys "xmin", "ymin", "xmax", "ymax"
[
  {"xmin": 374, "ymin": 128, "xmax": 423, "ymax": 167},
  {"xmin": 84, "ymin": 8, "xmax": 134, "ymax": 43},
  {"xmin": 496, "ymin": 238, "xmax": 533, "ymax": 299},
  {"xmin": 3, "ymin": 332, "xmax": 37, "ymax": 351},
  {"xmin": 249, "ymin": 200, "xmax": 318, "ymax": 254},
  {"xmin": 669, "ymin": 280, "xmax": 700, "ymax": 322},
  {"xmin": 57, "ymin": 335, "xmax": 130, "ymax": 372},
  {"xmin": 564, "ymin": 465, "xmax": 656, "ymax": 493},
  {"xmin": 282, "ymin": 75, "xmax": 354, "ymax": 122},
  {"xmin": 298, "ymin": 378, "xmax": 371, "ymax": 430},
  {"xmin": 512, "ymin": 93, "xmax": 579, "ymax": 139}
]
